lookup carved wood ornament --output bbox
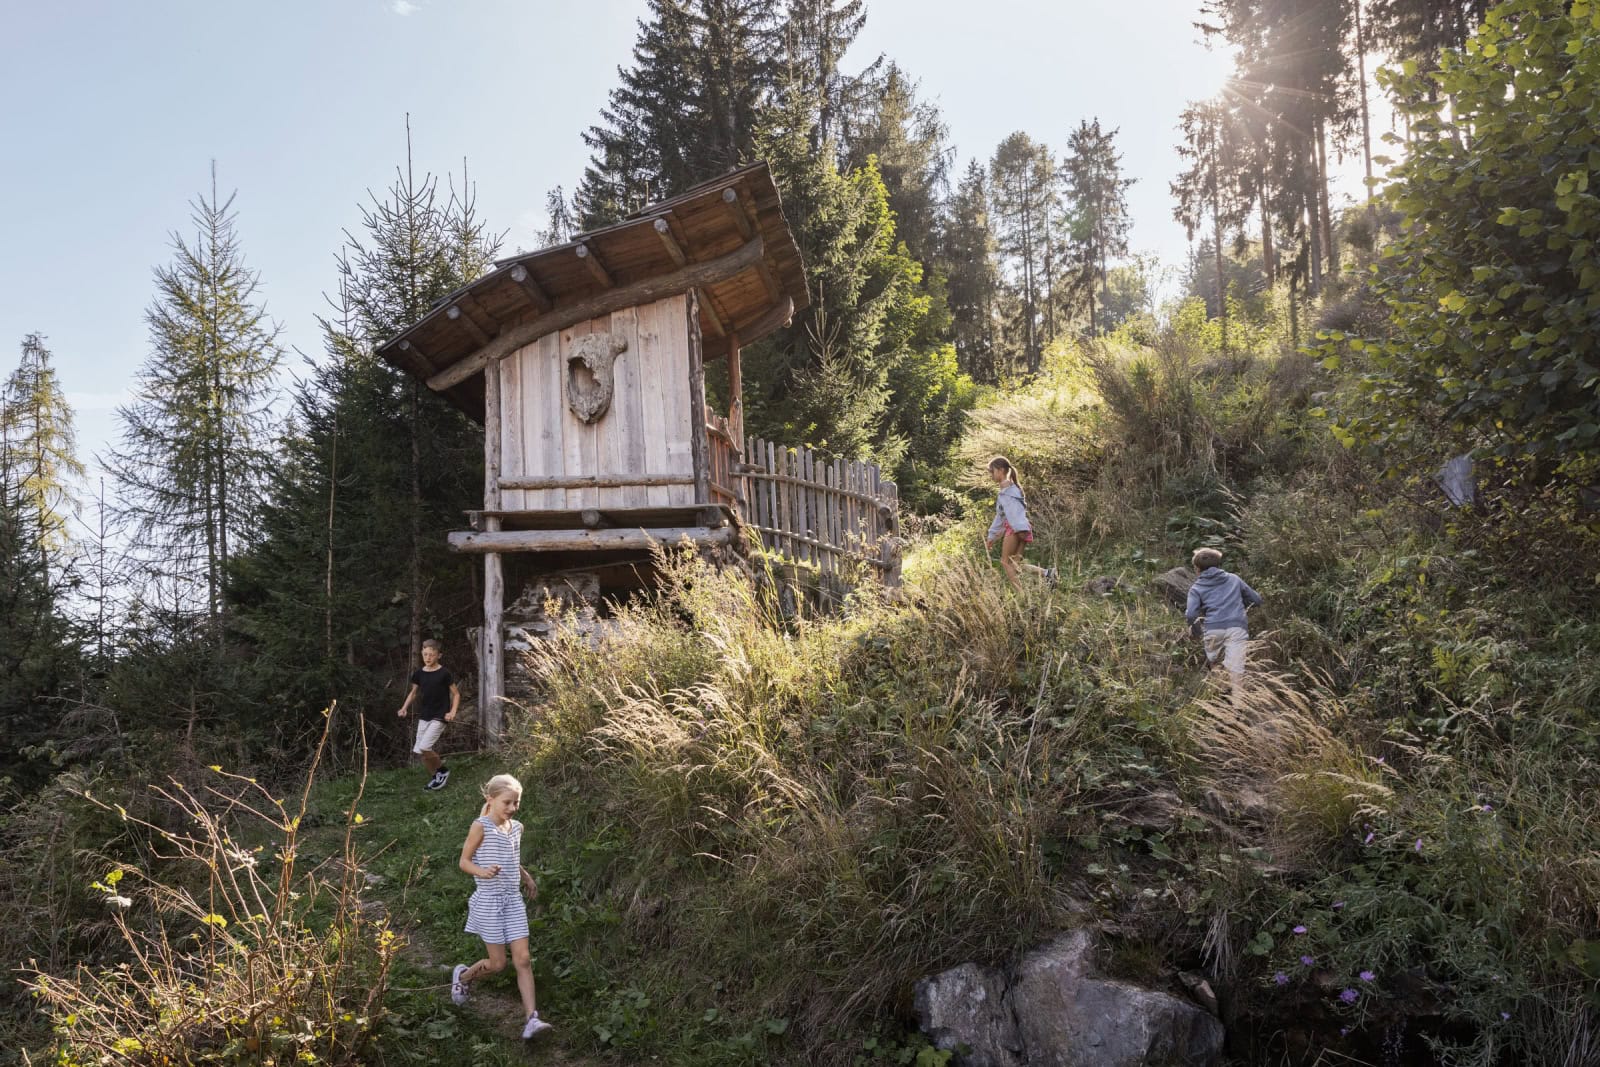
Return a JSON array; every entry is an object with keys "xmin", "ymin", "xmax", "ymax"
[{"xmin": 566, "ymin": 333, "xmax": 627, "ymax": 423}]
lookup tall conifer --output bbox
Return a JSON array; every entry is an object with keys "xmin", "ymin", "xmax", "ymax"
[{"xmin": 107, "ymin": 167, "xmax": 283, "ymax": 631}]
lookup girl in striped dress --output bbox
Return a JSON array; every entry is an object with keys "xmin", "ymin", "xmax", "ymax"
[{"xmin": 449, "ymin": 774, "xmax": 551, "ymax": 1039}]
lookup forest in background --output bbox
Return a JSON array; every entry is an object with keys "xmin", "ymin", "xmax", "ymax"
[{"xmin": 6, "ymin": 0, "xmax": 1600, "ymax": 1062}]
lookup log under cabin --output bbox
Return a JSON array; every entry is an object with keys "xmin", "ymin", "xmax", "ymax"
[{"xmin": 377, "ymin": 163, "xmax": 810, "ymax": 746}]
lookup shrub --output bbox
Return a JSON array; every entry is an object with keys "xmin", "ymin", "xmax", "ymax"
[{"xmin": 27, "ymin": 707, "xmax": 399, "ymax": 1066}]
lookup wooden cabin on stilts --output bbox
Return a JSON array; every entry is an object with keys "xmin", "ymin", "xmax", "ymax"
[{"xmin": 379, "ymin": 163, "xmax": 900, "ymax": 748}]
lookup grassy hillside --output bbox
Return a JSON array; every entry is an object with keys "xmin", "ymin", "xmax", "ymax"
[{"xmin": 467, "ymin": 324, "xmax": 1600, "ymax": 1065}]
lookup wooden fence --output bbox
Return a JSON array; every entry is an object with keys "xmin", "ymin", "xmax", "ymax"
[{"xmin": 737, "ymin": 435, "xmax": 901, "ymax": 583}]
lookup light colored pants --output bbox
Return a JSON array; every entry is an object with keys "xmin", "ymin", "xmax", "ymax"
[{"xmin": 1202, "ymin": 627, "xmax": 1249, "ymax": 678}]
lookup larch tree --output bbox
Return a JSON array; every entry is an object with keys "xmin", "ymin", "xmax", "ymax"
[
  {"xmin": 2, "ymin": 333, "xmax": 84, "ymax": 568},
  {"xmin": 1172, "ymin": 100, "xmax": 1252, "ymax": 354},
  {"xmin": 107, "ymin": 168, "xmax": 283, "ymax": 634}
]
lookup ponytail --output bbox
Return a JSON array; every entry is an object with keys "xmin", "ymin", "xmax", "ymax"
[
  {"xmin": 479, "ymin": 773, "xmax": 523, "ymax": 816},
  {"xmin": 987, "ymin": 456, "xmax": 1022, "ymax": 488}
]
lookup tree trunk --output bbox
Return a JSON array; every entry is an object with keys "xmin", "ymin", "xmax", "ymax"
[
  {"xmin": 1214, "ymin": 200, "xmax": 1228, "ymax": 356},
  {"xmin": 325, "ymin": 408, "xmax": 338, "ymax": 664},
  {"xmin": 1259, "ymin": 195, "xmax": 1276, "ymax": 284},
  {"xmin": 409, "ymin": 381, "xmax": 423, "ymax": 668},
  {"xmin": 1355, "ymin": 0, "xmax": 1377, "ymax": 228},
  {"xmin": 1317, "ymin": 116, "xmax": 1339, "ymax": 278},
  {"xmin": 1306, "ymin": 182, "xmax": 1324, "ymax": 296}
]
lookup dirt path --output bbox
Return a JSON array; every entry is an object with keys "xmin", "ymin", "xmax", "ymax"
[{"xmin": 396, "ymin": 911, "xmax": 602, "ymax": 1066}]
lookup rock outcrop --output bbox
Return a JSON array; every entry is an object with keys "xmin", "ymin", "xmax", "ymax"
[
  {"xmin": 914, "ymin": 929, "xmax": 1224, "ymax": 1067},
  {"xmin": 1150, "ymin": 567, "xmax": 1197, "ymax": 608}
]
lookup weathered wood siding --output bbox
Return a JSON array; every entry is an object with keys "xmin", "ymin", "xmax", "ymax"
[{"xmin": 497, "ymin": 293, "xmax": 697, "ymax": 510}]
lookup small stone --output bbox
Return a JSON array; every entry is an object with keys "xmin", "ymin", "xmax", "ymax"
[
  {"xmin": 913, "ymin": 963, "xmax": 1023, "ymax": 1067},
  {"xmin": 1083, "ymin": 576, "xmax": 1128, "ymax": 597}
]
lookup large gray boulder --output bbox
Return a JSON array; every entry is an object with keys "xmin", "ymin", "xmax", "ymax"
[
  {"xmin": 1150, "ymin": 567, "xmax": 1197, "ymax": 608},
  {"xmin": 1011, "ymin": 933, "xmax": 1224, "ymax": 1067},
  {"xmin": 913, "ymin": 962, "xmax": 1023, "ymax": 1067},
  {"xmin": 915, "ymin": 929, "xmax": 1224, "ymax": 1067}
]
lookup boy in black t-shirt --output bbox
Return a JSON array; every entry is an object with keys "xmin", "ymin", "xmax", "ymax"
[{"xmin": 396, "ymin": 639, "xmax": 460, "ymax": 790}]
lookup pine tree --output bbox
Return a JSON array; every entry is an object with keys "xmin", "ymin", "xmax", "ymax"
[
  {"xmin": 106, "ymin": 166, "xmax": 283, "ymax": 632},
  {"xmin": 2, "ymin": 333, "xmax": 84, "ymax": 564},
  {"xmin": 943, "ymin": 161, "xmax": 1003, "ymax": 383},
  {"xmin": 1367, "ymin": 0, "xmax": 1487, "ymax": 68},
  {"xmin": 782, "ymin": 0, "xmax": 880, "ymax": 153},
  {"xmin": 231, "ymin": 139, "xmax": 499, "ymax": 738},
  {"xmin": 537, "ymin": 185, "xmax": 579, "ymax": 246},
  {"xmin": 576, "ymin": 0, "xmax": 777, "ymax": 226},
  {"xmin": 843, "ymin": 63, "xmax": 949, "ymax": 266},
  {"xmin": 989, "ymin": 132, "xmax": 1055, "ymax": 374},
  {"xmin": 1062, "ymin": 119, "xmax": 1135, "ymax": 337},
  {"xmin": 1173, "ymin": 100, "xmax": 1252, "ymax": 353}
]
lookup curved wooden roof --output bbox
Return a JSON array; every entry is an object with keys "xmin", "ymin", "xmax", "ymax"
[{"xmin": 376, "ymin": 162, "xmax": 807, "ymax": 423}]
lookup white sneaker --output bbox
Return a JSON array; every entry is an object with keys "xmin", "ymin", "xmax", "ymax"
[
  {"xmin": 522, "ymin": 1012, "xmax": 553, "ymax": 1039},
  {"xmin": 450, "ymin": 964, "xmax": 469, "ymax": 1006}
]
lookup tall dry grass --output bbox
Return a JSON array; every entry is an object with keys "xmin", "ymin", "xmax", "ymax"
[{"xmin": 25, "ymin": 706, "xmax": 399, "ymax": 1065}]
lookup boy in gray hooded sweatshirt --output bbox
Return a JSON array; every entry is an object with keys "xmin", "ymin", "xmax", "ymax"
[{"xmin": 1184, "ymin": 548, "xmax": 1263, "ymax": 691}]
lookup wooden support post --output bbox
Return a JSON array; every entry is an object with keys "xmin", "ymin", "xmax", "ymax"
[
  {"xmin": 653, "ymin": 217, "xmax": 687, "ymax": 267},
  {"xmin": 508, "ymin": 263, "xmax": 551, "ymax": 312},
  {"xmin": 727, "ymin": 331, "xmax": 744, "ymax": 450},
  {"xmin": 481, "ymin": 365, "xmax": 504, "ymax": 747},
  {"xmin": 686, "ymin": 289, "xmax": 711, "ymax": 507},
  {"xmin": 576, "ymin": 242, "xmax": 614, "ymax": 288}
]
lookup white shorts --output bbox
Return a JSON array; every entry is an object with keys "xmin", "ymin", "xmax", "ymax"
[
  {"xmin": 1202, "ymin": 627, "xmax": 1249, "ymax": 676},
  {"xmin": 413, "ymin": 718, "xmax": 446, "ymax": 754}
]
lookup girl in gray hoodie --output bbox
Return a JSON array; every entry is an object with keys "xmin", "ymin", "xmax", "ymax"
[{"xmin": 984, "ymin": 457, "xmax": 1057, "ymax": 592}]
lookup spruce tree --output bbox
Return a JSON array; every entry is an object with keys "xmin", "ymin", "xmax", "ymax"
[
  {"xmin": 106, "ymin": 167, "xmax": 283, "ymax": 632},
  {"xmin": 844, "ymin": 63, "xmax": 949, "ymax": 266},
  {"xmin": 2, "ymin": 333, "xmax": 84, "ymax": 565}
]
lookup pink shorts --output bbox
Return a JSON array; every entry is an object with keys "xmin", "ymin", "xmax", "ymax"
[{"xmin": 1002, "ymin": 522, "xmax": 1034, "ymax": 544}]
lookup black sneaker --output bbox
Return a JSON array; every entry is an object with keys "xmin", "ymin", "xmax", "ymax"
[
  {"xmin": 435, "ymin": 767, "xmax": 450, "ymax": 789},
  {"xmin": 423, "ymin": 771, "xmax": 444, "ymax": 791}
]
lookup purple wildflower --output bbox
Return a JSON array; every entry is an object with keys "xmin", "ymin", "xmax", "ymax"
[
  {"xmin": 1359, "ymin": 970, "xmax": 1375, "ymax": 982},
  {"xmin": 1364, "ymin": 831, "xmax": 1375, "ymax": 845},
  {"xmin": 1340, "ymin": 1027, "xmax": 1350, "ymax": 1037},
  {"xmin": 1293, "ymin": 925, "xmax": 1308, "ymax": 935},
  {"xmin": 1481, "ymin": 803, "xmax": 1493, "ymax": 812},
  {"xmin": 1340, "ymin": 988, "xmax": 1359, "ymax": 1004},
  {"xmin": 1274, "ymin": 972, "xmax": 1289, "ymax": 986},
  {"xmin": 1414, "ymin": 838, "xmax": 1423, "ymax": 853},
  {"xmin": 1332, "ymin": 900, "xmax": 1346, "ymax": 910},
  {"xmin": 1500, "ymin": 1011, "xmax": 1510, "ymax": 1021},
  {"xmin": 1300, "ymin": 955, "xmax": 1315, "ymax": 966},
  {"xmin": 1375, "ymin": 756, "xmax": 1385, "ymax": 765}
]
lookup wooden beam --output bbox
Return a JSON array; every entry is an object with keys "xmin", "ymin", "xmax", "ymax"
[
  {"xmin": 734, "ymin": 294, "xmax": 795, "ymax": 347},
  {"xmin": 447, "ymin": 304, "xmax": 491, "ymax": 347},
  {"xmin": 483, "ymin": 360, "xmax": 502, "ymax": 510},
  {"xmin": 427, "ymin": 237, "xmax": 765, "ymax": 391},
  {"xmin": 507, "ymin": 263, "xmax": 551, "ymax": 312},
  {"xmin": 652, "ymin": 217, "xmax": 687, "ymax": 267},
  {"xmin": 721, "ymin": 187, "xmax": 753, "ymax": 240},
  {"xmin": 448, "ymin": 526, "xmax": 734, "ymax": 553},
  {"xmin": 696, "ymin": 288, "xmax": 727, "ymax": 337},
  {"xmin": 398, "ymin": 338, "xmax": 431, "ymax": 374},
  {"xmin": 576, "ymin": 242, "xmax": 613, "ymax": 288},
  {"xmin": 498, "ymin": 473, "xmax": 695, "ymax": 490}
]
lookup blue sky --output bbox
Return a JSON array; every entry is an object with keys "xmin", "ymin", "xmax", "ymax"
[{"xmin": 0, "ymin": 1, "xmax": 1369, "ymax": 482}]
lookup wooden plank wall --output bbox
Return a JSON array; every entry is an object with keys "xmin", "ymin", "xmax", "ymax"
[
  {"xmin": 741, "ymin": 436, "xmax": 900, "ymax": 582},
  {"xmin": 497, "ymin": 293, "xmax": 696, "ymax": 510}
]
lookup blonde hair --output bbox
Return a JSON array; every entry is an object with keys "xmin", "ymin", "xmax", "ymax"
[
  {"xmin": 422, "ymin": 638, "xmax": 442, "ymax": 652},
  {"xmin": 1192, "ymin": 547, "xmax": 1224, "ymax": 571},
  {"xmin": 480, "ymin": 773, "xmax": 523, "ymax": 816}
]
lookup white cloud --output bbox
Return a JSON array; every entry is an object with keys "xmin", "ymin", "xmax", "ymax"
[{"xmin": 391, "ymin": 0, "xmax": 420, "ymax": 15}]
